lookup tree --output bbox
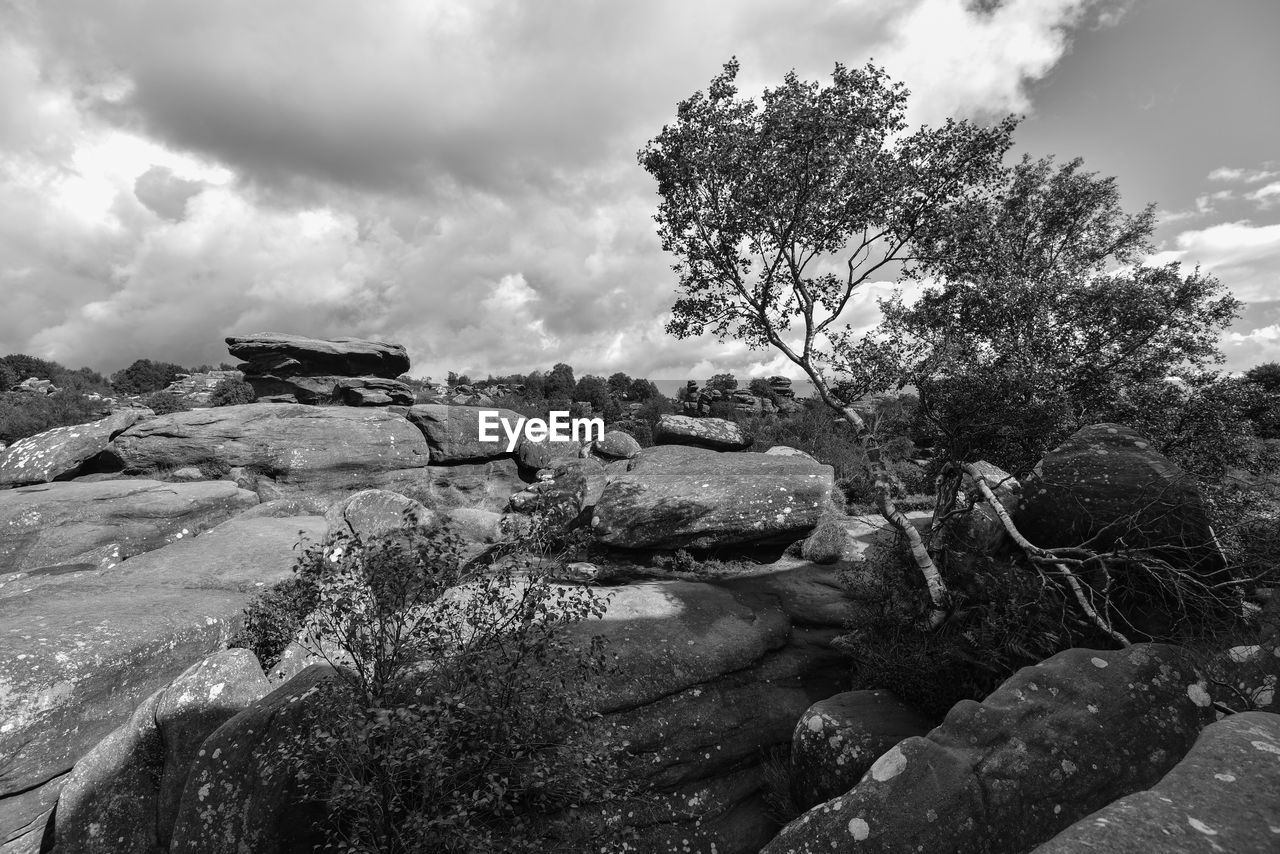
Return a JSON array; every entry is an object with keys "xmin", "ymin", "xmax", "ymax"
[
  {"xmin": 111, "ymin": 358, "xmax": 188, "ymax": 395},
  {"xmin": 883, "ymin": 155, "xmax": 1241, "ymax": 475},
  {"xmin": 748, "ymin": 377, "xmax": 778, "ymax": 403},
  {"xmin": 627, "ymin": 378, "xmax": 661, "ymax": 402},
  {"xmin": 572, "ymin": 375, "xmax": 611, "ymax": 413},
  {"xmin": 607, "ymin": 372, "xmax": 633, "ymax": 399},
  {"xmin": 545, "ymin": 362, "xmax": 576, "ymax": 400},
  {"xmin": 1245, "ymin": 362, "xmax": 1280, "ymax": 394},
  {"xmin": 705, "ymin": 373, "xmax": 738, "ymax": 394},
  {"xmin": 640, "ymin": 58, "xmax": 1016, "ymax": 618}
]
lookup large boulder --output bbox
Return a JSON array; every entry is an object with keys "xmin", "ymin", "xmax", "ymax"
[
  {"xmin": 761, "ymin": 644, "xmax": 1216, "ymax": 854},
  {"xmin": 0, "ymin": 410, "xmax": 147, "ymax": 487},
  {"xmin": 1031, "ymin": 711, "xmax": 1280, "ymax": 853},
  {"xmin": 653, "ymin": 414, "xmax": 752, "ymax": 451},
  {"xmin": 105, "ymin": 404, "xmax": 430, "ymax": 493},
  {"xmin": 592, "ymin": 430, "xmax": 641, "ymax": 461},
  {"xmin": 592, "ymin": 446, "xmax": 833, "ymax": 549},
  {"xmin": 168, "ymin": 665, "xmax": 350, "ymax": 854},
  {"xmin": 1017, "ymin": 424, "xmax": 1224, "ymax": 575},
  {"xmin": 406, "ymin": 404, "xmax": 523, "ymax": 463},
  {"xmin": 0, "ymin": 479, "xmax": 257, "ymax": 576},
  {"xmin": 514, "ymin": 434, "xmax": 583, "ymax": 472},
  {"xmin": 789, "ymin": 690, "xmax": 933, "ymax": 810},
  {"xmin": 0, "ymin": 515, "xmax": 326, "ymax": 850},
  {"xmin": 508, "ymin": 458, "xmax": 604, "ymax": 531},
  {"xmin": 225, "ymin": 333, "xmax": 409, "ymax": 378},
  {"xmin": 52, "ymin": 649, "xmax": 272, "ymax": 853},
  {"xmin": 324, "ymin": 489, "xmax": 432, "ymax": 544}
]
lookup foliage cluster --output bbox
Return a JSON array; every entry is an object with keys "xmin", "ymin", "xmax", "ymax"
[
  {"xmin": 236, "ymin": 516, "xmax": 643, "ymax": 853},
  {"xmin": 210, "ymin": 376, "xmax": 257, "ymax": 406},
  {"xmin": 0, "ymin": 390, "xmax": 108, "ymax": 445},
  {"xmin": 111, "ymin": 358, "xmax": 189, "ymax": 395}
]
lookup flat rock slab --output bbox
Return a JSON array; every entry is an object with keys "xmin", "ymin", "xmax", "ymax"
[
  {"xmin": 1031, "ymin": 711, "xmax": 1280, "ymax": 853},
  {"xmin": 406, "ymin": 404, "xmax": 522, "ymax": 463},
  {"xmin": 653, "ymin": 414, "xmax": 752, "ymax": 451},
  {"xmin": 592, "ymin": 448, "xmax": 833, "ymax": 549},
  {"xmin": 0, "ymin": 515, "xmax": 325, "ymax": 848},
  {"xmin": 106, "ymin": 404, "xmax": 430, "ymax": 492},
  {"xmin": 0, "ymin": 410, "xmax": 146, "ymax": 487},
  {"xmin": 0, "ymin": 479, "xmax": 257, "ymax": 578},
  {"xmin": 226, "ymin": 333, "xmax": 409, "ymax": 378}
]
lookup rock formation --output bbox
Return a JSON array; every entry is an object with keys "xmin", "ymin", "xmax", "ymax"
[{"xmin": 225, "ymin": 333, "xmax": 414, "ymax": 406}]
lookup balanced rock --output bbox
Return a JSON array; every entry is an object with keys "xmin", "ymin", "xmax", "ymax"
[
  {"xmin": 0, "ymin": 409, "xmax": 147, "ymax": 487},
  {"xmin": 1031, "ymin": 711, "xmax": 1280, "ymax": 853},
  {"xmin": 225, "ymin": 333, "xmax": 409, "ymax": 378},
  {"xmin": 593, "ymin": 446, "xmax": 833, "ymax": 549},
  {"xmin": 654, "ymin": 414, "xmax": 751, "ymax": 451},
  {"xmin": 762, "ymin": 644, "xmax": 1216, "ymax": 854},
  {"xmin": 789, "ymin": 690, "xmax": 933, "ymax": 810},
  {"xmin": 1017, "ymin": 424, "xmax": 1224, "ymax": 575},
  {"xmin": 0, "ymin": 479, "xmax": 256, "ymax": 576},
  {"xmin": 106, "ymin": 404, "xmax": 430, "ymax": 493}
]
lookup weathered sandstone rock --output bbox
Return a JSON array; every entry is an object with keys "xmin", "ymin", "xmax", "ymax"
[
  {"xmin": 106, "ymin": 404, "xmax": 430, "ymax": 492},
  {"xmin": 761, "ymin": 644, "xmax": 1216, "ymax": 854},
  {"xmin": 593, "ymin": 447, "xmax": 833, "ymax": 549},
  {"xmin": 592, "ymin": 430, "xmax": 641, "ymax": 460},
  {"xmin": 406, "ymin": 404, "xmax": 522, "ymax": 463},
  {"xmin": 1031, "ymin": 711, "xmax": 1280, "ymax": 853},
  {"xmin": 0, "ymin": 479, "xmax": 256, "ymax": 576},
  {"xmin": 653, "ymin": 414, "xmax": 751, "ymax": 451},
  {"xmin": 225, "ymin": 333, "xmax": 409, "ymax": 378},
  {"xmin": 0, "ymin": 515, "xmax": 325, "ymax": 850},
  {"xmin": 0, "ymin": 410, "xmax": 146, "ymax": 487}
]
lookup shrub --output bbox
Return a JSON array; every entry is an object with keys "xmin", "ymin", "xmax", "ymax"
[
  {"xmin": 210, "ymin": 377, "xmax": 256, "ymax": 406},
  {"xmin": 141, "ymin": 391, "xmax": 191, "ymax": 415},
  {"xmin": 228, "ymin": 572, "xmax": 321, "ymax": 669},
  {"xmin": 111, "ymin": 358, "xmax": 189, "ymax": 395},
  {"xmin": 0, "ymin": 391, "xmax": 106, "ymax": 444},
  {"xmin": 295, "ymin": 516, "xmax": 644, "ymax": 852}
]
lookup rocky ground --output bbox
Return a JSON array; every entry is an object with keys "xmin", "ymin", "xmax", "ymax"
[{"xmin": 1, "ymin": 335, "xmax": 1277, "ymax": 854}]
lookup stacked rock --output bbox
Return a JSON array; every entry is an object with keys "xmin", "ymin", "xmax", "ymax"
[{"xmin": 225, "ymin": 333, "xmax": 415, "ymax": 406}]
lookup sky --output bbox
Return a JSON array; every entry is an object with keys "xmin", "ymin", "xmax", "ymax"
[{"xmin": 0, "ymin": 0, "xmax": 1276, "ymax": 382}]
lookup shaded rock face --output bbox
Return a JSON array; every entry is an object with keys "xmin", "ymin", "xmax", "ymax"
[
  {"xmin": 0, "ymin": 410, "xmax": 146, "ymax": 487},
  {"xmin": 245, "ymin": 374, "xmax": 415, "ymax": 406},
  {"xmin": 168, "ymin": 665, "xmax": 349, "ymax": 854},
  {"xmin": 0, "ymin": 479, "xmax": 257, "ymax": 576},
  {"xmin": 106, "ymin": 404, "xmax": 430, "ymax": 493},
  {"xmin": 514, "ymin": 434, "xmax": 583, "ymax": 472},
  {"xmin": 762, "ymin": 644, "xmax": 1216, "ymax": 854},
  {"xmin": 593, "ymin": 447, "xmax": 833, "ymax": 550},
  {"xmin": 508, "ymin": 458, "xmax": 603, "ymax": 531},
  {"xmin": 654, "ymin": 414, "xmax": 752, "ymax": 451},
  {"xmin": 52, "ymin": 649, "xmax": 272, "ymax": 853},
  {"xmin": 406, "ymin": 404, "xmax": 522, "ymax": 464},
  {"xmin": 1032, "ymin": 711, "xmax": 1280, "ymax": 853},
  {"xmin": 1017, "ymin": 424, "xmax": 1224, "ymax": 575},
  {"xmin": 789, "ymin": 690, "xmax": 933, "ymax": 811},
  {"xmin": 0, "ymin": 515, "xmax": 325, "ymax": 850},
  {"xmin": 373, "ymin": 459, "xmax": 527, "ymax": 514},
  {"xmin": 225, "ymin": 333, "xmax": 409, "ymax": 378}
]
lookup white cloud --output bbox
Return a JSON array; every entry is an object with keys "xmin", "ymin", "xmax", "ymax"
[
  {"xmin": 0, "ymin": 0, "xmax": 1124, "ymax": 378},
  {"xmin": 1151, "ymin": 220, "xmax": 1280, "ymax": 303},
  {"xmin": 1247, "ymin": 182, "xmax": 1280, "ymax": 210}
]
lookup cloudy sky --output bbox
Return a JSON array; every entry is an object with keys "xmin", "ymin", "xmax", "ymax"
[{"xmin": 0, "ymin": 0, "xmax": 1276, "ymax": 382}]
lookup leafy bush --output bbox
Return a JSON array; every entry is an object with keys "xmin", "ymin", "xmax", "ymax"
[
  {"xmin": 289, "ymin": 516, "xmax": 643, "ymax": 852},
  {"xmin": 0, "ymin": 391, "xmax": 107, "ymax": 444},
  {"xmin": 228, "ymin": 572, "xmax": 321, "ymax": 669},
  {"xmin": 141, "ymin": 391, "xmax": 191, "ymax": 415},
  {"xmin": 111, "ymin": 358, "xmax": 189, "ymax": 395},
  {"xmin": 210, "ymin": 377, "xmax": 257, "ymax": 406}
]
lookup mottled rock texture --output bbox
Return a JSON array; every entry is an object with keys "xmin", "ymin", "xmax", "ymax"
[
  {"xmin": 761, "ymin": 644, "xmax": 1216, "ymax": 854},
  {"xmin": 593, "ymin": 447, "xmax": 833, "ymax": 549},
  {"xmin": 0, "ymin": 410, "xmax": 146, "ymax": 487},
  {"xmin": 406, "ymin": 404, "xmax": 523, "ymax": 463},
  {"xmin": 653, "ymin": 414, "xmax": 752, "ymax": 451},
  {"xmin": 106, "ymin": 404, "xmax": 430, "ymax": 493},
  {"xmin": 1031, "ymin": 711, "xmax": 1280, "ymax": 853},
  {"xmin": 0, "ymin": 516, "xmax": 324, "ymax": 851},
  {"xmin": 0, "ymin": 479, "xmax": 256, "ymax": 576}
]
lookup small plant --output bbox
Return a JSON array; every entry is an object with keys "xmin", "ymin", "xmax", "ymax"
[
  {"xmin": 210, "ymin": 376, "xmax": 256, "ymax": 406},
  {"xmin": 295, "ymin": 513, "xmax": 645, "ymax": 852},
  {"xmin": 142, "ymin": 391, "xmax": 192, "ymax": 414},
  {"xmin": 228, "ymin": 570, "xmax": 321, "ymax": 669}
]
